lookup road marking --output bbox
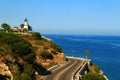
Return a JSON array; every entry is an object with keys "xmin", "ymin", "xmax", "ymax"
[
  {"xmin": 51, "ymin": 60, "xmax": 72, "ymax": 73},
  {"xmin": 44, "ymin": 59, "xmax": 72, "ymax": 80},
  {"xmin": 53, "ymin": 60, "xmax": 78, "ymax": 80}
]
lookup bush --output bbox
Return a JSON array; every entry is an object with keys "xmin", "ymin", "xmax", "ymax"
[
  {"xmin": 50, "ymin": 42, "xmax": 62, "ymax": 52},
  {"xmin": 9, "ymin": 63, "xmax": 19, "ymax": 70},
  {"xmin": 31, "ymin": 32, "xmax": 41, "ymax": 40},
  {"xmin": 13, "ymin": 73, "xmax": 21, "ymax": 80},
  {"xmin": 21, "ymin": 73, "xmax": 32, "ymax": 80},
  {"xmin": 82, "ymin": 72, "xmax": 105, "ymax": 80},
  {"xmin": 23, "ymin": 62, "xmax": 35, "ymax": 76},
  {"xmin": 34, "ymin": 40, "xmax": 44, "ymax": 46},
  {"xmin": 40, "ymin": 51, "xmax": 53, "ymax": 62},
  {"xmin": 24, "ymin": 51, "xmax": 35, "ymax": 62},
  {"xmin": 13, "ymin": 72, "xmax": 32, "ymax": 80},
  {"xmin": 32, "ymin": 61, "xmax": 46, "ymax": 75},
  {"xmin": 12, "ymin": 41, "xmax": 31, "ymax": 56},
  {"xmin": 0, "ymin": 32, "xmax": 32, "ymax": 56}
]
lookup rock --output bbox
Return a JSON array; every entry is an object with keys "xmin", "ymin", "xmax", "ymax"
[{"xmin": 0, "ymin": 62, "xmax": 13, "ymax": 80}]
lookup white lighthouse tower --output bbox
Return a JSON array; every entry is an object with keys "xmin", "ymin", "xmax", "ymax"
[{"xmin": 24, "ymin": 18, "xmax": 29, "ymax": 30}]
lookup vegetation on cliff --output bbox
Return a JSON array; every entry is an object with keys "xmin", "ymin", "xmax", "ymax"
[
  {"xmin": 0, "ymin": 32, "xmax": 66, "ymax": 80},
  {"xmin": 82, "ymin": 72, "xmax": 105, "ymax": 80},
  {"xmin": 82, "ymin": 62, "xmax": 106, "ymax": 80}
]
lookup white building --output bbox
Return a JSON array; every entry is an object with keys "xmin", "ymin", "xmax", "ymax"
[{"xmin": 24, "ymin": 18, "xmax": 29, "ymax": 30}]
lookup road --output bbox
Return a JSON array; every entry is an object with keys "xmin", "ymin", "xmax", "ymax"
[{"xmin": 44, "ymin": 58, "xmax": 82, "ymax": 80}]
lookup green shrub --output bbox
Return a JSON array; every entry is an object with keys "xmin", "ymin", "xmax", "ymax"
[
  {"xmin": 13, "ymin": 72, "xmax": 32, "ymax": 80},
  {"xmin": 40, "ymin": 51, "xmax": 53, "ymax": 62},
  {"xmin": 13, "ymin": 73, "xmax": 21, "ymax": 80},
  {"xmin": 34, "ymin": 41, "xmax": 44, "ymax": 46},
  {"xmin": 24, "ymin": 51, "xmax": 35, "ymax": 62},
  {"xmin": 0, "ymin": 32, "xmax": 32, "ymax": 56},
  {"xmin": 82, "ymin": 72, "xmax": 105, "ymax": 80},
  {"xmin": 21, "ymin": 73, "xmax": 32, "ymax": 80},
  {"xmin": 9, "ymin": 63, "xmax": 19, "ymax": 70},
  {"xmin": 23, "ymin": 63, "xmax": 35, "ymax": 76},
  {"xmin": 50, "ymin": 42, "xmax": 62, "ymax": 52},
  {"xmin": 31, "ymin": 32, "xmax": 41, "ymax": 40},
  {"xmin": 32, "ymin": 61, "xmax": 46, "ymax": 75}
]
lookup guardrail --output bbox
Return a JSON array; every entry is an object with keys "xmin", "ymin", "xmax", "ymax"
[
  {"xmin": 47, "ymin": 64, "xmax": 59, "ymax": 71},
  {"xmin": 73, "ymin": 60, "xmax": 88, "ymax": 80},
  {"xmin": 66, "ymin": 56, "xmax": 89, "ymax": 80}
]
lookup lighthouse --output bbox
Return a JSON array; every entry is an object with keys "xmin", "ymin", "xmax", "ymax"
[{"xmin": 24, "ymin": 18, "xmax": 29, "ymax": 30}]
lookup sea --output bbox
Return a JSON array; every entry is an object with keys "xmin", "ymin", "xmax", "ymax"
[{"xmin": 43, "ymin": 34, "xmax": 120, "ymax": 80}]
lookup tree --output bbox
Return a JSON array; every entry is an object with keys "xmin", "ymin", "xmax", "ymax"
[
  {"xmin": 20, "ymin": 24, "xmax": 32, "ymax": 32},
  {"xmin": 40, "ymin": 51, "xmax": 53, "ymax": 62},
  {"xmin": 1, "ymin": 23, "xmax": 11, "ymax": 32},
  {"xmin": 85, "ymin": 50, "xmax": 90, "ymax": 58},
  {"xmin": 82, "ymin": 72, "xmax": 105, "ymax": 80},
  {"xmin": 28, "ymin": 25, "xmax": 32, "ymax": 31},
  {"xmin": 20, "ymin": 24, "xmax": 24, "ymax": 28}
]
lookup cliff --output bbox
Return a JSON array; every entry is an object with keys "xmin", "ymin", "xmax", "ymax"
[
  {"xmin": 0, "ymin": 32, "xmax": 66, "ymax": 80},
  {"xmin": 21, "ymin": 32, "xmax": 66, "ymax": 68}
]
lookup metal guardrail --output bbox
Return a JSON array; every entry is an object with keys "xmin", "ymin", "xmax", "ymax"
[
  {"xmin": 73, "ymin": 60, "xmax": 87, "ymax": 80},
  {"xmin": 66, "ymin": 56, "xmax": 89, "ymax": 80}
]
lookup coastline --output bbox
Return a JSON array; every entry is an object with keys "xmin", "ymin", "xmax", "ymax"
[
  {"xmin": 44, "ymin": 34, "xmax": 119, "ymax": 79},
  {"xmin": 45, "ymin": 56, "xmax": 108, "ymax": 80}
]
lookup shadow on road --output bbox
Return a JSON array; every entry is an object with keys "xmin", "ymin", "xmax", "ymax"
[{"xmin": 42, "ymin": 70, "xmax": 52, "ymax": 75}]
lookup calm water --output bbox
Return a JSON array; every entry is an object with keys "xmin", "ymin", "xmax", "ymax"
[{"xmin": 43, "ymin": 34, "xmax": 120, "ymax": 80}]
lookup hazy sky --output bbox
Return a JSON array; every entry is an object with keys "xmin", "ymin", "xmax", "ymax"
[{"xmin": 0, "ymin": 0, "xmax": 120, "ymax": 35}]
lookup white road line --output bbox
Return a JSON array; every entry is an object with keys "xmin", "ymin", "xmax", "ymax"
[
  {"xmin": 44, "ymin": 60, "xmax": 72, "ymax": 80},
  {"xmin": 53, "ymin": 60, "xmax": 78, "ymax": 80}
]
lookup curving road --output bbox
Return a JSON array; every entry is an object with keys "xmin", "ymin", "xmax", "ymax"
[{"xmin": 44, "ymin": 58, "xmax": 82, "ymax": 80}]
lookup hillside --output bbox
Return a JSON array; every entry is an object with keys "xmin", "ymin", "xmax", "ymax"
[
  {"xmin": 0, "ymin": 32, "xmax": 66, "ymax": 80},
  {"xmin": 20, "ymin": 32, "xmax": 66, "ymax": 67}
]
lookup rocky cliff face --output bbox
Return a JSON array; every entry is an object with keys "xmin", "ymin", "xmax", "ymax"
[{"xmin": 0, "ymin": 62, "xmax": 13, "ymax": 80}]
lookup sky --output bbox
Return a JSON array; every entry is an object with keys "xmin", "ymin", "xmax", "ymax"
[{"xmin": 0, "ymin": 0, "xmax": 120, "ymax": 35}]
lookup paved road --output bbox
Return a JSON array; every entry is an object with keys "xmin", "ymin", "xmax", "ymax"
[{"xmin": 44, "ymin": 58, "xmax": 82, "ymax": 80}]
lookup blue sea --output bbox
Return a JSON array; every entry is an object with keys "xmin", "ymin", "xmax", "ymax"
[{"xmin": 43, "ymin": 34, "xmax": 120, "ymax": 80}]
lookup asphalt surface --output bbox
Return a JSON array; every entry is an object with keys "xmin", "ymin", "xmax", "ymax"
[{"xmin": 44, "ymin": 58, "xmax": 82, "ymax": 80}]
